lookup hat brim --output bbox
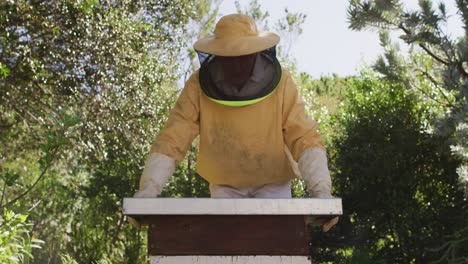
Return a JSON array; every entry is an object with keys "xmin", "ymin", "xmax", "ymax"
[{"xmin": 194, "ymin": 31, "xmax": 280, "ymax": 57}]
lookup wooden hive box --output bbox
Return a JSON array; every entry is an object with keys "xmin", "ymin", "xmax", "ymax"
[{"xmin": 123, "ymin": 198, "xmax": 342, "ymax": 264}]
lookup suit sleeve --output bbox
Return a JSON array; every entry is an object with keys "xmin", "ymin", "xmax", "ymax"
[
  {"xmin": 150, "ymin": 73, "xmax": 200, "ymax": 162},
  {"xmin": 282, "ymin": 70, "xmax": 326, "ymax": 161}
]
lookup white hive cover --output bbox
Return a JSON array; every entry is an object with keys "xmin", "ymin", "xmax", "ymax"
[{"xmin": 123, "ymin": 198, "xmax": 342, "ymax": 215}]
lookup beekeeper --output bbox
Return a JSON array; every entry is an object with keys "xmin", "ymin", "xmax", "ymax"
[{"xmin": 134, "ymin": 14, "xmax": 338, "ymax": 231}]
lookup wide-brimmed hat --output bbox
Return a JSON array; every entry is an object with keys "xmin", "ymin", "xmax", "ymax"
[{"xmin": 194, "ymin": 14, "xmax": 280, "ymax": 57}]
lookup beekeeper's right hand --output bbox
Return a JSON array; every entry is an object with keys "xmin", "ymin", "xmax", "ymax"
[{"xmin": 133, "ymin": 152, "xmax": 175, "ymax": 198}]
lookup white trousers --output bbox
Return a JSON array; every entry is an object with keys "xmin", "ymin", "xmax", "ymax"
[{"xmin": 209, "ymin": 180, "xmax": 292, "ymax": 198}]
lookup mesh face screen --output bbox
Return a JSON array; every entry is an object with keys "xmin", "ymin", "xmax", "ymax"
[{"xmin": 197, "ymin": 46, "xmax": 282, "ymax": 106}]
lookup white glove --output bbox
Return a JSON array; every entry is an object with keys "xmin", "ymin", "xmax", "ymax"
[
  {"xmin": 134, "ymin": 152, "xmax": 175, "ymax": 198},
  {"xmin": 298, "ymin": 147, "xmax": 338, "ymax": 232},
  {"xmin": 298, "ymin": 147, "xmax": 332, "ymax": 197}
]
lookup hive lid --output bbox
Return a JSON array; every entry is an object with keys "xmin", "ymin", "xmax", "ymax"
[{"xmin": 123, "ymin": 198, "xmax": 342, "ymax": 216}]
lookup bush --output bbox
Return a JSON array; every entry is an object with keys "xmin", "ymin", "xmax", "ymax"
[{"xmin": 330, "ymin": 71, "xmax": 466, "ymax": 263}]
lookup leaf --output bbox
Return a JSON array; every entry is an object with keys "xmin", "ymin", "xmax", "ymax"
[
  {"xmin": 31, "ymin": 238, "xmax": 45, "ymax": 244},
  {"xmin": 16, "ymin": 214, "xmax": 28, "ymax": 223},
  {"xmin": 47, "ymin": 113, "xmax": 61, "ymax": 126},
  {"xmin": 4, "ymin": 210, "xmax": 13, "ymax": 221},
  {"xmin": 4, "ymin": 172, "xmax": 20, "ymax": 187},
  {"xmin": 8, "ymin": 256, "xmax": 19, "ymax": 261},
  {"xmin": 30, "ymin": 244, "xmax": 42, "ymax": 249},
  {"xmin": 0, "ymin": 63, "xmax": 10, "ymax": 77},
  {"xmin": 438, "ymin": 2, "xmax": 447, "ymax": 19},
  {"xmin": 64, "ymin": 114, "xmax": 81, "ymax": 127}
]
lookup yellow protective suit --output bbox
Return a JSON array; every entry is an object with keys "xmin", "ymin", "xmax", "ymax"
[{"xmin": 150, "ymin": 68, "xmax": 326, "ymax": 188}]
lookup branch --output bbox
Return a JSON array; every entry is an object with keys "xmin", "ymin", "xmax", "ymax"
[
  {"xmin": 357, "ymin": 11, "xmax": 467, "ymax": 79},
  {"xmin": 111, "ymin": 212, "xmax": 125, "ymax": 245},
  {"xmin": 0, "ymin": 182, "xmax": 6, "ymax": 207},
  {"xmin": 407, "ymin": 78, "xmax": 456, "ymax": 109},
  {"xmin": 398, "ymin": 24, "xmax": 450, "ymax": 65},
  {"xmin": 1, "ymin": 146, "xmax": 59, "ymax": 209},
  {"xmin": 418, "ymin": 43, "xmax": 450, "ymax": 65},
  {"xmin": 415, "ymin": 68, "xmax": 458, "ymax": 109}
]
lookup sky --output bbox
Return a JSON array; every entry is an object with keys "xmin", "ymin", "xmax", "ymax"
[{"xmin": 216, "ymin": 0, "xmax": 464, "ymax": 77}]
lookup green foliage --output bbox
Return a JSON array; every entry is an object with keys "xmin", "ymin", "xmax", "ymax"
[
  {"xmin": 0, "ymin": 210, "xmax": 44, "ymax": 263},
  {"xmin": 0, "ymin": 0, "xmax": 196, "ymax": 262},
  {"xmin": 348, "ymin": 0, "xmax": 467, "ymax": 193},
  {"xmin": 347, "ymin": 0, "xmax": 403, "ymax": 30},
  {"xmin": 0, "ymin": 111, "xmax": 79, "ymax": 263},
  {"xmin": 0, "ymin": 62, "xmax": 9, "ymax": 77},
  {"xmin": 296, "ymin": 72, "xmax": 348, "ymax": 113},
  {"xmin": 60, "ymin": 253, "xmax": 79, "ymax": 264},
  {"xmin": 347, "ymin": 2, "xmax": 468, "ymax": 261},
  {"xmin": 329, "ymin": 71, "xmax": 465, "ymax": 263},
  {"xmin": 429, "ymin": 225, "xmax": 468, "ymax": 264}
]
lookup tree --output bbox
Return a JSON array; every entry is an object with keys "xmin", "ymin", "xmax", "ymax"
[
  {"xmin": 348, "ymin": 0, "xmax": 467, "ymax": 196},
  {"xmin": 347, "ymin": 1, "xmax": 467, "ymax": 261},
  {"xmin": 0, "ymin": 0, "xmax": 195, "ymax": 262},
  {"xmin": 330, "ymin": 71, "xmax": 465, "ymax": 263}
]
